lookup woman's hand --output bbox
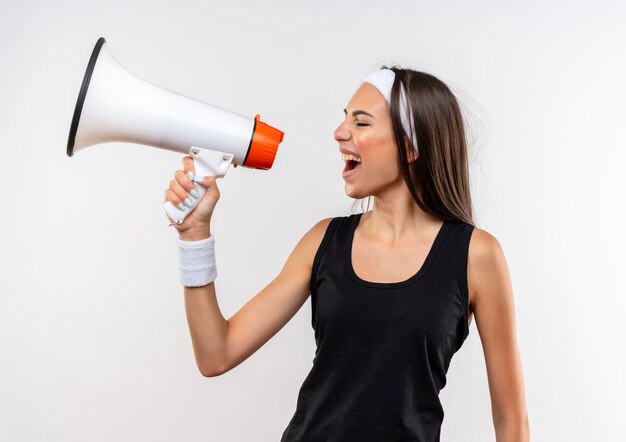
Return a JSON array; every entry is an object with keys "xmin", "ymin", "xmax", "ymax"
[{"xmin": 164, "ymin": 155, "xmax": 220, "ymax": 236}]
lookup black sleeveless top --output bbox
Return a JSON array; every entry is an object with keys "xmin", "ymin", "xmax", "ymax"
[{"xmin": 281, "ymin": 213, "xmax": 475, "ymax": 442}]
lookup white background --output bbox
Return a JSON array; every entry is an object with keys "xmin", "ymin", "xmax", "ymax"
[{"xmin": 1, "ymin": 0, "xmax": 625, "ymax": 440}]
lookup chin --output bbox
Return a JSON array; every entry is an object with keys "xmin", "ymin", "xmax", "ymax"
[{"xmin": 344, "ymin": 186, "xmax": 369, "ymax": 200}]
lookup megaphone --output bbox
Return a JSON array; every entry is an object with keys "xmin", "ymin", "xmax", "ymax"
[{"xmin": 67, "ymin": 37, "xmax": 285, "ymax": 224}]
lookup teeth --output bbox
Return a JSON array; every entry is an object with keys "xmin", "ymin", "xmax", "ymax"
[{"xmin": 341, "ymin": 153, "xmax": 362, "ymax": 163}]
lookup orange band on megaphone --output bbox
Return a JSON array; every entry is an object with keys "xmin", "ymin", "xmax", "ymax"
[{"xmin": 244, "ymin": 114, "xmax": 285, "ymax": 170}]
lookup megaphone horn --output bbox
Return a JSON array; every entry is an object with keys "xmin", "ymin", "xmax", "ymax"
[{"xmin": 67, "ymin": 37, "xmax": 285, "ymax": 224}]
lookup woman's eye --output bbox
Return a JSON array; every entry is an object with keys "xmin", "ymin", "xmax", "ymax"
[{"xmin": 355, "ymin": 122, "xmax": 369, "ymax": 127}]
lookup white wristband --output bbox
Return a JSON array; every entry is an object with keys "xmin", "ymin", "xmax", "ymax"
[{"xmin": 176, "ymin": 233, "xmax": 217, "ymax": 287}]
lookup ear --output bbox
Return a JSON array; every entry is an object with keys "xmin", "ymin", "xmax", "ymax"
[{"xmin": 405, "ymin": 136, "xmax": 418, "ymax": 163}]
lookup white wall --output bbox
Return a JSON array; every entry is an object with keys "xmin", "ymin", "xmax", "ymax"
[{"xmin": 1, "ymin": 0, "xmax": 624, "ymax": 440}]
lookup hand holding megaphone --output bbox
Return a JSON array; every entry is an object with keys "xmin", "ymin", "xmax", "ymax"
[
  {"xmin": 67, "ymin": 37, "xmax": 284, "ymax": 225},
  {"xmin": 164, "ymin": 156, "xmax": 221, "ymax": 233},
  {"xmin": 161, "ymin": 147, "xmax": 232, "ymax": 225}
]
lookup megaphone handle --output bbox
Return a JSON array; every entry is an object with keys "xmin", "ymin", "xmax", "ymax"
[{"xmin": 164, "ymin": 147, "xmax": 234, "ymax": 225}]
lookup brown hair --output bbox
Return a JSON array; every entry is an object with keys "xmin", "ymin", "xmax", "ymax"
[{"xmin": 351, "ymin": 66, "xmax": 476, "ymax": 226}]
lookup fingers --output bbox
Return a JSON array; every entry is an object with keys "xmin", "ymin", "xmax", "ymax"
[
  {"xmin": 169, "ymin": 177, "xmax": 189, "ymax": 210},
  {"xmin": 176, "ymin": 169, "xmax": 200, "ymax": 203},
  {"xmin": 163, "ymin": 168, "xmax": 198, "ymax": 207},
  {"xmin": 164, "ymin": 188, "xmax": 186, "ymax": 210},
  {"xmin": 182, "ymin": 156, "xmax": 195, "ymax": 175},
  {"xmin": 193, "ymin": 175, "xmax": 213, "ymax": 187},
  {"xmin": 163, "ymin": 156, "xmax": 215, "ymax": 213},
  {"xmin": 181, "ymin": 155, "xmax": 210, "ymax": 186}
]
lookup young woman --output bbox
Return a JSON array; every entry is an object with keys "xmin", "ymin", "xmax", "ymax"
[{"xmin": 164, "ymin": 67, "xmax": 530, "ymax": 441}]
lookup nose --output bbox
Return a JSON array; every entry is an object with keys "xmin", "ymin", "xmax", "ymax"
[{"xmin": 333, "ymin": 120, "xmax": 350, "ymax": 142}]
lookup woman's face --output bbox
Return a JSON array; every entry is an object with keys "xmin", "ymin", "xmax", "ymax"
[{"xmin": 334, "ymin": 82, "xmax": 406, "ymax": 200}]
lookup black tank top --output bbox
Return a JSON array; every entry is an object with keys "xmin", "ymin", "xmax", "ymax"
[{"xmin": 280, "ymin": 212, "xmax": 474, "ymax": 442}]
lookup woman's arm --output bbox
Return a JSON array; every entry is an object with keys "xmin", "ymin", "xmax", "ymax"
[
  {"xmin": 469, "ymin": 228, "xmax": 530, "ymax": 442},
  {"xmin": 179, "ymin": 226, "xmax": 227, "ymax": 377},
  {"xmin": 182, "ymin": 218, "xmax": 332, "ymax": 377}
]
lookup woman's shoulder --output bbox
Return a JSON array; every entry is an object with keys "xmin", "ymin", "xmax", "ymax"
[
  {"xmin": 316, "ymin": 214, "xmax": 356, "ymax": 234},
  {"xmin": 467, "ymin": 225, "xmax": 503, "ymax": 259},
  {"xmin": 311, "ymin": 213, "xmax": 357, "ymax": 232},
  {"xmin": 295, "ymin": 217, "xmax": 340, "ymax": 262},
  {"xmin": 466, "ymin": 225, "xmax": 509, "ymax": 304},
  {"xmin": 449, "ymin": 219, "xmax": 503, "ymax": 264},
  {"xmin": 302, "ymin": 213, "xmax": 357, "ymax": 252}
]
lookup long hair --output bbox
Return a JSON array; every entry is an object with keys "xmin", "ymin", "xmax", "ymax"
[{"xmin": 351, "ymin": 66, "xmax": 475, "ymax": 226}]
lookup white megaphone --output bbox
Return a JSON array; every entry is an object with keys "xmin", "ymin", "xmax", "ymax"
[{"xmin": 67, "ymin": 37, "xmax": 285, "ymax": 224}]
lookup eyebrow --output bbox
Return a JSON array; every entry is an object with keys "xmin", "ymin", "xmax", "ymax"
[{"xmin": 343, "ymin": 108, "xmax": 375, "ymax": 118}]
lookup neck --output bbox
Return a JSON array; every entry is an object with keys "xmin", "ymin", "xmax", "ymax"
[{"xmin": 361, "ymin": 186, "xmax": 442, "ymax": 245}]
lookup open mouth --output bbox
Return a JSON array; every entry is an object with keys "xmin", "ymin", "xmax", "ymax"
[{"xmin": 341, "ymin": 153, "xmax": 362, "ymax": 175}]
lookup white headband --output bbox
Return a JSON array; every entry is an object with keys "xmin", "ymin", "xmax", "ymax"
[{"xmin": 362, "ymin": 68, "xmax": 418, "ymax": 153}]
